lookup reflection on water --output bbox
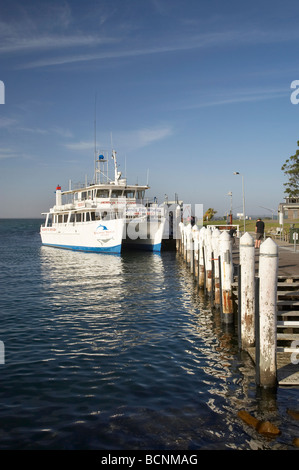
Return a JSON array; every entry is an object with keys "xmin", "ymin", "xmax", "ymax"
[{"xmin": 0, "ymin": 221, "xmax": 298, "ymax": 450}]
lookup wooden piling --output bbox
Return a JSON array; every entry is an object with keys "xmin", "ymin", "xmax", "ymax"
[
  {"xmin": 212, "ymin": 228, "xmax": 221, "ymax": 307},
  {"xmin": 193, "ymin": 226, "xmax": 199, "ymax": 279},
  {"xmin": 256, "ymin": 238, "xmax": 278, "ymax": 388},
  {"xmin": 175, "ymin": 224, "xmax": 298, "ymax": 387},
  {"xmin": 239, "ymin": 233, "xmax": 255, "ymax": 349},
  {"xmin": 186, "ymin": 224, "xmax": 192, "ymax": 266},
  {"xmin": 179, "ymin": 222, "xmax": 184, "ymax": 256},
  {"xmin": 198, "ymin": 227, "xmax": 206, "ymax": 288},
  {"xmin": 219, "ymin": 231, "xmax": 234, "ymax": 323},
  {"xmin": 183, "ymin": 225, "xmax": 187, "ymax": 260},
  {"xmin": 204, "ymin": 227, "xmax": 213, "ymax": 295}
]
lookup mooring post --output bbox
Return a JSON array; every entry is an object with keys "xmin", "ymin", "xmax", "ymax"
[
  {"xmin": 186, "ymin": 224, "xmax": 192, "ymax": 266},
  {"xmin": 205, "ymin": 227, "xmax": 213, "ymax": 295},
  {"xmin": 198, "ymin": 227, "xmax": 206, "ymax": 288},
  {"xmin": 176, "ymin": 222, "xmax": 184, "ymax": 254},
  {"xmin": 175, "ymin": 207, "xmax": 182, "ymax": 252},
  {"xmin": 177, "ymin": 221, "xmax": 182, "ymax": 253},
  {"xmin": 180, "ymin": 222, "xmax": 185, "ymax": 256},
  {"xmin": 212, "ymin": 228, "xmax": 221, "ymax": 307},
  {"xmin": 190, "ymin": 227, "xmax": 194, "ymax": 274},
  {"xmin": 192, "ymin": 226, "xmax": 199, "ymax": 278},
  {"xmin": 239, "ymin": 232, "xmax": 255, "ymax": 349},
  {"xmin": 219, "ymin": 231, "xmax": 234, "ymax": 323},
  {"xmin": 183, "ymin": 225, "xmax": 187, "ymax": 260},
  {"xmin": 256, "ymin": 238, "xmax": 278, "ymax": 388}
]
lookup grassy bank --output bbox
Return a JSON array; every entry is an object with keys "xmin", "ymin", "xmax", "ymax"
[{"xmin": 203, "ymin": 218, "xmax": 299, "ymax": 240}]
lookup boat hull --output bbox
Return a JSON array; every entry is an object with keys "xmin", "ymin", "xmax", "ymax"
[
  {"xmin": 40, "ymin": 218, "xmax": 124, "ymax": 254},
  {"xmin": 123, "ymin": 216, "xmax": 165, "ymax": 252}
]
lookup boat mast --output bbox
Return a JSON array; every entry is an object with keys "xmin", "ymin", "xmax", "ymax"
[{"xmin": 94, "ymin": 94, "xmax": 97, "ymax": 184}]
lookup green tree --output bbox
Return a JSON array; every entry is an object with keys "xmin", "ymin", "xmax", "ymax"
[
  {"xmin": 281, "ymin": 141, "xmax": 299, "ymax": 197},
  {"xmin": 204, "ymin": 208, "xmax": 217, "ymax": 221}
]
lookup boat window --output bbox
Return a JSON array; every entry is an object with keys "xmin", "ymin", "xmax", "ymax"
[
  {"xmin": 124, "ymin": 190, "xmax": 135, "ymax": 198},
  {"xmin": 96, "ymin": 189, "xmax": 109, "ymax": 198},
  {"xmin": 76, "ymin": 213, "xmax": 82, "ymax": 222},
  {"xmin": 137, "ymin": 190, "xmax": 145, "ymax": 199},
  {"xmin": 47, "ymin": 215, "xmax": 53, "ymax": 227},
  {"xmin": 58, "ymin": 215, "xmax": 63, "ymax": 224},
  {"xmin": 111, "ymin": 189, "xmax": 123, "ymax": 198},
  {"xmin": 81, "ymin": 191, "xmax": 87, "ymax": 200},
  {"xmin": 95, "ymin": 210, "xmax": 110, "ymax": 220},
  {"xmin": 64, "ymin": 214, "xmax": 68, "ymax": 223},
  {"xmin": 85, "ymin": 212, "xmax": 90, "ymax": 222},
  {"xmin": 69, "ymin": 213, "xmax": 75, "ymax": 223},
  {"xmin": 91, "ymin": 212, "xmax": 96, "ymax": 221}
]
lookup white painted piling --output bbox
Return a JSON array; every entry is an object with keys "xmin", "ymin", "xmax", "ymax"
[
  {"xmin": 212, "ymin": 228, "xmax": 221, "ymax": 307},
  {"xmin": 177, "ymin": 220, "xmax": 183, "ymax": 252},
  {"xmin": 219, "ymin": 231, "xmax": 234, "ymax": 323},
  {"xmin": 192, "ymin": 226, "xmax": 199, "ymax": 278},
  {"xmin": 180, "ymin": 221, "xmax": 184, "ymax": 254},
  {"xmin": 186, "ymin": 224, "xmax": 192, "ymax": 265},
  {"xmin": 204, "ymin": 227, "xmax": 213, "ymax": 295},
  {"xmin": 239, "ymin": 233, "xmax": 255, "ymax": 349},
  {"xmin": 183, "ymin": 225, "xmax": 188, "ymax": 260},
  {"xmin": 198, "ymin": 227, "xmax": 206, "ymax": 288},
  {"xmin": 257, "ymin": 238, "xmax": 278, "ymax": 388},
  {"xmin": 190, "ymin": 229, "xmax": 194, "ymax": 274}
]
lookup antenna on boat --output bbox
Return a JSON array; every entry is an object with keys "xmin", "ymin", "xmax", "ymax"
[
  {"xmin": 94, "ymin": 93, "xmax": 97, "ymax": 183},
  {"xmin": 110, "ymin": 131, "xmax": 113, "ymax": 150}
]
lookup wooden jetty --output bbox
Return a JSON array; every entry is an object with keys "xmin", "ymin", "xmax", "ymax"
[{"xmin": 176, "ymin": 223, "xmax": 299, "ymax": 388}]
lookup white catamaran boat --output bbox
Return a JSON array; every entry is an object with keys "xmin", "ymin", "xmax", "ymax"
[{"xmin": 40, "ymin": 150, "xmax": 166, "ymax": 254}]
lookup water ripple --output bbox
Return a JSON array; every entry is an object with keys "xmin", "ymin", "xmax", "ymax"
[{"xmin": 0, "ymin": 220, "xmax": 298, "ymax": 449}]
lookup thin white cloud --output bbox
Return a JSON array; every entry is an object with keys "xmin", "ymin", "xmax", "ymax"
[
  {"xmin": 112, "ymin": 125, "xmax": 173, "ymax": 151},
  {"xmin": 14, "ymin": 26, "xmax": 299, "ymax": 70},
  {"xmin": 65, "ymin": 125, "xmax": 173, "ymax": 153},
  {"xmin": 180, "ymin": 88, "xmax": 289, "ymax": 110},
  {"xmin": 133, "ymin": 126, "xmax": 173, "ymax": 147},
  {"xmin": 18, "ymin": 126, "xmax": 49, "ymax": 135},
  {"xmin": 51, "ymin": 126, "xmax": 73, "ymax": 138},
  {"xmin": 0, "ymin": 33, "xmax": 117, "ymax": 54},
  {"xmin": 65, "ymin": 141, "xmax": 95, "ymax": 151},
  {"xmin": 17, "ymin": 44, "xmax": 189, "ymax": 69},
  {"xmin": 16, "ymin": 125, "xmax": 73, "ymax": 138},
  {"xmin": 0, "ymin": 117, "xmax": 17, "ymax": 128},
  {"xmin": 0, "ymin": 148, "xmax": 19, "ymax": 160}
]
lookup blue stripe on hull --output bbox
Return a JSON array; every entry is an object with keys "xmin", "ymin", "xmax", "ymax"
[
  {"xmin": 42, "ymin": 243, "xmax": 122, "ymax": 254},
  {"xmin": 123, "ymin": 242, "xmax": 162, "ymax": 252}
]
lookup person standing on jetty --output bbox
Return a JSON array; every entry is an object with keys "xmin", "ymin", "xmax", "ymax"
[{"xmin": 255, "ymin": 217, "xmax": 265, "ymax": 248}]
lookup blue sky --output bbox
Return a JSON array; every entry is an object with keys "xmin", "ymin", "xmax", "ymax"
[{"xmin": 1, "ymin": 0, "xmax": 299, "ymax": 218}]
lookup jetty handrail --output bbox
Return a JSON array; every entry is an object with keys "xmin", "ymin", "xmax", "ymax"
[{"xmin": 207, "ymin": 224, "xmax": 240, "ymax": 237}]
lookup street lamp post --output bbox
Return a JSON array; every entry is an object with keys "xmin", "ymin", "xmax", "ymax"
[
  {"xmin": 227, "ymin": 191, "xmax": 233, "ymax": 225},
  {"xmin": 233, "ymin": 172, "xmax": 246, "ymax": 233}
]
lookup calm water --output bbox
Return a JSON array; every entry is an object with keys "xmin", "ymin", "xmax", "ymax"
[{"xmin": 0, "ymin": 219, "xmax": 298, "ymax": 450}]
